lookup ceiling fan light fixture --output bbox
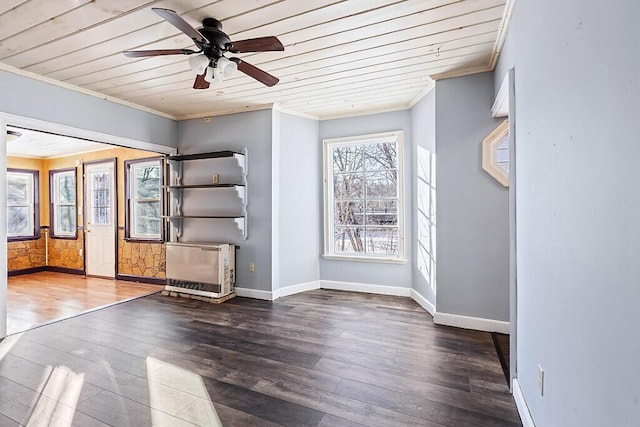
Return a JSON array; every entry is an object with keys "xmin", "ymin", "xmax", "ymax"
[
  {"xmin": 188, "ymin": 54, "xmax": 209, "ymax": 75},
  {"xmin": 204, "ymin": 66, "xmax": 216, "ymax": 84},
  {"xmin": 6, "ymin": 130, "xmax": 21, "ymax": 142},
  {"xmin": 216, "ymin": 56, "xmax": 237, "ymax": 79}
]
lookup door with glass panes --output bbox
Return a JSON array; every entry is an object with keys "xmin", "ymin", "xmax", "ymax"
[{"xmin": 84, "ymin": 160, "xmax": 115, "ymax": 277}]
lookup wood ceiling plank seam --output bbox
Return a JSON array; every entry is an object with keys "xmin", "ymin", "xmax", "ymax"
[
  {"xmin": 91, "ymin": 17, "xmax": 497, "ymax": 98},
  {"xmin": 6, "ymin": 0, "xmax": 226, "ymax": 68},
  {"xmin": 0, "ymin": 0, "xmax": 159, "ymax": 60},
  {"xmin": 283, "ymin": 88, "xmax": 423, "ymax": 111},
  {"xmin": 112, "ymin": 43, "xmax": 492, "ymax": 101},
  {"xmin": 0, "ymin": 0, "xmax": 94, "ymax": 43},
  {"xmin": 85, "ymin": 33, "xmax": 495, "ymax": 94},
  {"xmin": 0, "ymin": 1, "xmax": 29, "ymax": 17}
]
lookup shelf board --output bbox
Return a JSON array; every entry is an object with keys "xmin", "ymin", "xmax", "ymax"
[
  {"xmin": 165, "ymin": 215, "xmax": 244, "ymax": 219},
  {"xmin": 167, "ymin": 151, "xmax": 243, "ymax": 161},
  {"xmin": 165, "ymin": 184, "xmax": 244, "ymax": 189}
]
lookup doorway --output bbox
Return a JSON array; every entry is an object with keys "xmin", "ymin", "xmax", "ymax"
[{"xmin": 84, "ymin": 159, "xmax": 116, "ymax": 278}]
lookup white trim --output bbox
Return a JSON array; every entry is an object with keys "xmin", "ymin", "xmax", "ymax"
[
  {"xmin": 322, "ymin": 255, "xmax": 408, "ymax": 264},
  {"xmin": 1, "ymin": 113, "xmax": 176, "ymax": 155},
  {"xmin": 406, "ymin": 81, "xmax": 435, "ymax": 109},
  {"xmin": 410, "ymin": 289, "xmax": 436, "ymax": 316},
  {"xmin": 492, "ymin": 73, "xmax": 510, "ymax": 118},
  {"xmin": 322, "ymin": 131, "xmax": 406, "ymax": 262},
  {"xmin": 433, "ymin": 312, "xmax": 510, "ymax": 334},
  {"xmin": 320, "ymin": 280, "xmax": 411, "ymax": 297},
  {"xmin": 272, "ymin": 104, "xmax": 320, "ymax": 121},
  {"xmin": 0, "ymin": 62, "xmax": 175, "ymax": 120},
  {"xmin": 234, "ymin": 287, "xmax": 274, "ymax": 301},
  {"xmin": 489, "ymin": 0, "xmax": 516, "ymax": 70},
  {"xmin": 513, "ymin": 378, "xmax": 536, "ymax": 427},
  {"xmin": 275, "ymin": 280, "xmax": 321, "ymax": 299}
]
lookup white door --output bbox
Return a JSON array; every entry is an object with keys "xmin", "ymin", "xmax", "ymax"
[{"xmin": 85, "ymin": 161, "xmax": 116, "ymax": 277}]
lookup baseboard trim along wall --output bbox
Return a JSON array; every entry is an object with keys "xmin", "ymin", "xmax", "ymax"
[
  {"xmin": 275, "ymin": 280, "xmax": 321, "ymax": 299},
  {"xmin": 320, "ymin": 280, "xmax": 411, "ymax": 297},
  {"xmin": 433, "ymin": 312, "xmax": 510, "ymax": 334},
  {"xmin": 513, "ymin": 378, "xmax": 536, "ymax": 427},
  {"xmin": 234, "ymin": 287, "xmax": 274, "ymax": 300},
  {"xmin": 410, "ymin": 289, "xmax": 436, "ymax": 316},
  {"xmin": 115, "ymin": 274, "xmax": 166, "ymax": 286}
]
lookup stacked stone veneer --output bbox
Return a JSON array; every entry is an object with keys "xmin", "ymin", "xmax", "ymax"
[
  {"xmin": 48, "ymin": 235, "xmax": 84, "ymax": 270},
  {"xmin": 118, "ymin": 230, "xmax": 166, "ymax": 278},
  {"xmin": 7, "ymin": 228, "xmax": 46, "ymax": 271}
]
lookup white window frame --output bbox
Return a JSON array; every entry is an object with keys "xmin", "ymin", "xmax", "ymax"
[
  {"xmin": 51, "ymin": 169, "xmax": 77, "ymax": 238},
  {"xmin": 127, "ymin": 158, "xmax": 163, "ymax": 241},
  {"xmin": 323, "ymin": 131, "xmax": 406, "ymax": 263},
  {"xmin": 7, "ymin": 170, "xmax": 37, "ymax": 239}
]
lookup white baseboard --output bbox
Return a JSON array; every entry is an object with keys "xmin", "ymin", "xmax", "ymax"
[
  {"xmin": 410, "ymin": 289, "xmax": 436, "ymax": 316},
  {"xmin": 513, "ymin": 378, "xmax": 535, "ymax": 427},
  {"xmin": 320, "ymin": 280, "xmax": 411, "ymax": 297},
  {"xmin": 433, "ymin": 312, "xmax": 510, "ymax": 334},
  {"xmin": 234, "ymin": 287, "xmax": 274, "ymax": 301},
  {"xmin": 275, "ymin": 280, "xmax": 321, "ymax": 299}
]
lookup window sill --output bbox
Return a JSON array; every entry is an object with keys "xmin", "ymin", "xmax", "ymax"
[
  {"xmin": 50, "ymin": 235, "xmax": 78, "ymax": 240},
  {"xmin": 8, "ymin": 235, "xmax": 40, "ymax": 242},
  {"xmin": 322, "ymin": 254, "xmax": 408, "ymax": 264},
  {"xmin": 124, "ymin": 238, "xmax": 165, "ymax": 243}
]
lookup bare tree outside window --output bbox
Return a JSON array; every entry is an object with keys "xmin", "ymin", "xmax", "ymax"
[
  {"xmin": 7, "ymin": 170, "xmax": 37, "ymax": 238},
  {"xmin": 127, "ymin": 159, "xmax": 163, "ymax": 240},
  {"xmin": 326, "ymin": 134, "xmax": 403, "ymax": 259}
]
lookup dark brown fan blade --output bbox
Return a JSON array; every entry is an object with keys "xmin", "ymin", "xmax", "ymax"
[
  {"xmin": 153, "ymin": 8, "xmax": 207, "ymax": 46},
  {"xmin": 226, "ymin": 36, "xmax": 284, "ymax": 53},
  {"xmin": 123, "ymin": 49, "xmax": 196, "ymax": 58},
  {"xmin": 229, "ymin": 58, "xmax": 279, "ymax": 87},
  {"xmin": 193, "ymin": 72, "xmax": 210, "ymax": 89}
]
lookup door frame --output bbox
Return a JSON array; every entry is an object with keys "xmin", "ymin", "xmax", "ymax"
[{"xmin": 83, "ymin": 158, "xmax": 117, "ymax": 278}]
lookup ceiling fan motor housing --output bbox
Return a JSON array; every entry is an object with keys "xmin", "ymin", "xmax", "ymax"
[{"xmin": 199, "ymin": 18, "xmax": 231, "ymax": 57}]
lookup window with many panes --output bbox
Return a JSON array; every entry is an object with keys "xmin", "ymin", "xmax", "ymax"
[
  {"xmin": 7, "ymin": 169, "xmax": 39, "ymax": 240},
  {"xmin": 50, "ymin": 168, "xmax": 77, "ymax": 238},
  {"xmin": 323, "ymin": 131, "xmax": 405, "ymax": 261},
  {"xmin": 125, "ymin": 158, "xmax": 163, "ymax": 241}
]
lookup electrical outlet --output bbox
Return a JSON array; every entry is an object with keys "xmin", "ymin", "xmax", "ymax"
[
  {"xmin": 537, "ymin": 365, "xmax": 544, "ymax": 396},
  {"xmin": 249, "ymin": 262, "xmax": 255, "ymax": 273},
  {"xmin": 79, "ymin": 249, "xmax": 83, "ymax": 257}
]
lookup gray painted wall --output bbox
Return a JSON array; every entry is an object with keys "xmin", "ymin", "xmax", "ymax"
[
  {"xmin": 277, "ymin": 113, "xmax": 321, "ymax": 289},
  {"xmin": 497, "ymin": 1, "xmax": 640, "ymax": 425},
  {"xmin": 435, "ymin": 72, "xmax": 509, "ymax": 321},
  {"xmin": 319, "ymin": 110, "xmax": 413, "ymax": 288},
  {"xmin": 177, "ymin": 110, "xmax": 273, "ymax": 292},
  {"xmin": 411, "ymin": 88, "xmax": 437, "ymax": 306},
  {"xmin": 0, "ymin": 70, "xmax": 177, "ymax": 147}
]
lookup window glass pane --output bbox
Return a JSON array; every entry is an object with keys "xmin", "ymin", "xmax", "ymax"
[
  {"xmin": 363, "ymin": 142, "xmax": 397, "ymax": 171},
  {"xmin": 7, "ymin": 174, "xmax": 29, "ymax": 204},
  {"xmin": 91, "ymin": 172, "xmax": 110, "ymax": 225},
  {"xmin": 496, "ymin": 135, "xmax": 510, "ymax": 174},
  {"xmin": 365, "ymin": 227, "xmax": 399, "ymax": 255},
  {"xmin": 365, "ymin": 200, "xmax": 397, "ymax": 226},
  {"xmin": 57, "ymin": 173, "xmax": 75, "ymax": 204},
  {"xmin": 134, "ymin": 201, "xmax": 161, "ymax": 236},
  {"xmin": 334, "ymin": 226, "xmax": 365, "ymax": 254},
  {"xmin": 334, "ymin": 173, "xmax": 363, "ymax": 199},
  {"xmin": 8, "ymin": 206, "xmax": 30, "ymax": 235},
  {"xmin": 56, "ymin": 206, "xmax": 76, "ymax": 234},
  {"xmin": 135, "ymin": 165, "xmax": 161, "ymax": 199},
  {"xmin": 335, "ymin": 201, "xmax": 364, "ymax": 225},
  {"xmin": 333, "ymin": 146, "xmax": 364, "ymax": 173},
  {"xmin": 365, "ymin": 170, "xmax": 397, "ymax": 198}
]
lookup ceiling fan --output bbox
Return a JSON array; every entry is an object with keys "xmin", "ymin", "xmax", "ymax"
[{"xmin": 123, "ymin": 8, "xmax": 284, "ymax": 89}]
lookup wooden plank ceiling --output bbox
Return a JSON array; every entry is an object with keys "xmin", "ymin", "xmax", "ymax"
[{"xmin": 0, "ymin": 0, "xmax": 508, "ymax": 120}]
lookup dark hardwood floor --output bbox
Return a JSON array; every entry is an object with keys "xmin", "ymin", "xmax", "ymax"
[{"xmin": 0, "ymin": 290, "xmax": 521, "ymax": 426}]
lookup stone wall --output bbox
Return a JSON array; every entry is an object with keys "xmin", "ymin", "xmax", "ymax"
[
  {"xmin": 48, "ymin": 235, "xmax": 84, "ymax": 270},
  {"xmin": 118, "ymin": 229, "xmax": 166, "ymax": 278},
  {"xmin": 7, "ymin": 229, "xmax": 46, "ymax": 271}
]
